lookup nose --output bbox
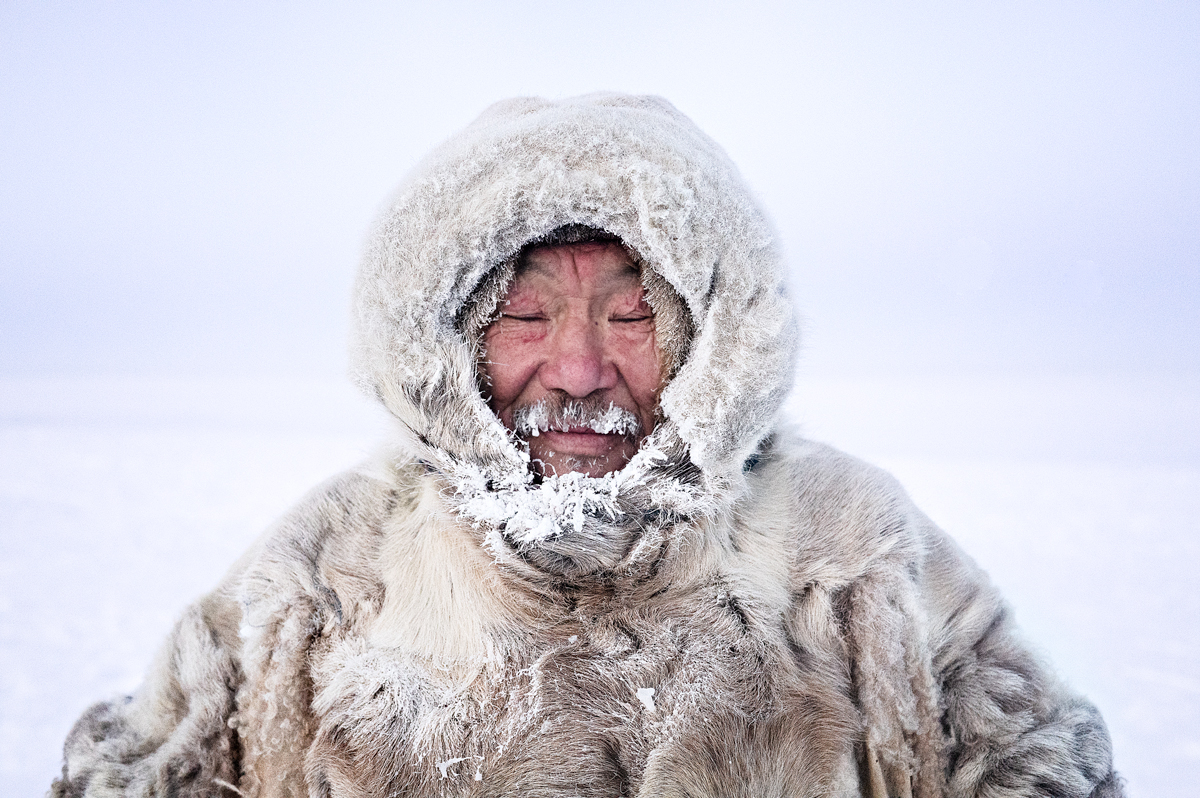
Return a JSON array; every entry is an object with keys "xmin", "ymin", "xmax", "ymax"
[{"xmin": 540, "ymin": 314, "xmax": 617, "ymax": 398}]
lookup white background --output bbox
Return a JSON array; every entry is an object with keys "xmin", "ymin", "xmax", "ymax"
[{"xmin": 2, "ymin": 2, "xmax": 1197, "ymax": 795}]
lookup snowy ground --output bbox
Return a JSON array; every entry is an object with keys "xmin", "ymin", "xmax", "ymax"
[{"xmin": 2, "ymin": 375, "xmax": 1197, "ymax": 796}]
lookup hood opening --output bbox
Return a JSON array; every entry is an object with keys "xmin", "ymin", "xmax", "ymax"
[{"xmin": 457, "ymin": 225, "xmax": 695, "ymax": 475}]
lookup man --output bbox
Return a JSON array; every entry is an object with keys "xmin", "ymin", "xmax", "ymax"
[{"xmin": 53, "ymin": 94, "xmax": 1123, "ymax": 797}]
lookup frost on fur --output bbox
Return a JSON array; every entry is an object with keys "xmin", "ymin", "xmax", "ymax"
[{"xmin": 447, "ymin": 429, "xmax": 680, "ymax": 544}]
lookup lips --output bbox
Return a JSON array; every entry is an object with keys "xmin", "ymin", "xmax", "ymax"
[{"xmin": 538, "ymin": 428, "xmax": 620, "ymax": 456}]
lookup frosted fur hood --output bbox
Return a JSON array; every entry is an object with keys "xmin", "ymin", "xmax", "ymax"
[{"xmin": 351, "ymin": 94, "xmax": 797, "ymax": 577}]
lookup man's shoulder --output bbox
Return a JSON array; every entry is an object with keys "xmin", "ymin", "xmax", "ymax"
[
  {"xmin": 753, "ymin": 430, "xmax": 912, "ymax": 515},
  {"xmin": 237, "ymin": 456, "xmax": 427, "ymax": 601},
  {"xmin": 742, "ymin": 430, "xmax": 930, "ymax": 577}
]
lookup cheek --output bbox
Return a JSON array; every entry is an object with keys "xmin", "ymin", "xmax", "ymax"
[
  {"xmin": 611, "ymin": 326, "xmax": 663, "ymax": 408},
  {"xmin": 482, "ymin": 329, "xmax": 542, "ymax": 412}
]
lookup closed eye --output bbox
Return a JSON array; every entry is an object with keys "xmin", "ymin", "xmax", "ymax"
[
  {"xmin": 612, "ymin": 315, "xmax": 653, "ymax": 323},
  {"xmin": 501, "ymin": 314, "xmax": 547, "ymax": 322}
]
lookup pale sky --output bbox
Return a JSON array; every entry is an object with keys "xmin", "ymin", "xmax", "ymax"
[{"xmin": 2, "ymin": 1, "xmax": 1197, "ymax": 379}]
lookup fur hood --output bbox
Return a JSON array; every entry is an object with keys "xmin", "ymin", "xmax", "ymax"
[{"xmin": 350, "ymin": 93, "xmax": 797, "ymax": 579}]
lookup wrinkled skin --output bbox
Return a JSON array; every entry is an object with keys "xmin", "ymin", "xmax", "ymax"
[{"xmin": 482, "ymin": 243, "xmax": 662, "ymax": 477}]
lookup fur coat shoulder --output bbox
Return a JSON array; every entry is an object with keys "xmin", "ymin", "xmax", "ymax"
[{"xmin": 53, "ymin": 94, "xmax": 1123, "ymax": 797}]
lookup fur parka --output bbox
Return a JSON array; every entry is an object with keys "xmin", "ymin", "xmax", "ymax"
[{"xmin": 52, "ymin": 94, "xmax": 1123, "ymax": 798}]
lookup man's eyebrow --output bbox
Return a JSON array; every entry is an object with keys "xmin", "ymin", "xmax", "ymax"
[{"xmin": 514, "ymin": 259, "xmax": 555, "ymax": 280}]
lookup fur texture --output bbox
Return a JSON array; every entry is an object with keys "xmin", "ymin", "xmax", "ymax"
[{"xmin": 53, "ymin": 94, "xmax": 1122, "ymax": 797}]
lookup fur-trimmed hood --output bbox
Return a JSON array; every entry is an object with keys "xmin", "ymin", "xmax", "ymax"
[{"xmin": 351, "ymin": 94, "xmax": 798, "ymax": 579}]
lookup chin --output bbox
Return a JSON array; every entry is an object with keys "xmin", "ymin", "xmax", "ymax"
[
  {"xmin": 538, "ymin": 458, "xmax": 613, "ymax": 479},
  {"xmin": 527, "ymin": 437, "xmax": 640, "ymax": 479},
  {"xmin": 532, "ymin": 451, "xmax": 631, "ymax": 479}
]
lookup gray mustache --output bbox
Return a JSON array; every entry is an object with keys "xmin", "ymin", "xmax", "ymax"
[{"xmin": 513, "ymin": 397, "xmax": 641, "ymax": 438}]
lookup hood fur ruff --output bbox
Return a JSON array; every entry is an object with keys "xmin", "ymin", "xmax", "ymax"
[{"xmin": 352, "ymin": 94, "xmax": 798, "ymax": 580}]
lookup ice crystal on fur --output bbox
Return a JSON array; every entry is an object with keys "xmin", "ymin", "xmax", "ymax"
[
  {"xmin": 444, "ymin": 425, "xmax": 688, "ymax": 550},
  {"xmin": 456, "ymin": 466, "xmax": 620, "ymax": 540},
  {"xmin": 436, "ymin": 757, "xmax": 468, "ymax": 779}
]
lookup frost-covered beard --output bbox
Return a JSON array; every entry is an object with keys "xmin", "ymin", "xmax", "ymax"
[
  {"xmin": 513, "ymin": 396, "xmax": 642, "ymax": 438},
  {"xmin": 511, "ymin": 394, "xmax": 643, "ymax": 476},
  {"xmin": 447, "ymin": 393, "xmax": 703, "ymax": 577}
]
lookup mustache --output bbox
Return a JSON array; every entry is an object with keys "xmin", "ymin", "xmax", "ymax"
[{"xmin": 512, "ymin": 395, "xmax": 642, "ymax": 438}]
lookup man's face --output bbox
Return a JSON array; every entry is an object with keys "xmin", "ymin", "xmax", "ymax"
[{"xmin": 482, "ymin": 243, "xmax": 662, "ymax": 478}]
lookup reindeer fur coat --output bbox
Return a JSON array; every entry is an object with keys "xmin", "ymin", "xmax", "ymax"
[{"xmin": 53, "ymin": 95, "xmax": 1123, "ymax": 798}]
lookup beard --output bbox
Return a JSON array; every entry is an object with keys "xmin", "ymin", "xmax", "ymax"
[
  {"xmin": 510, "ymin": 393, "xmax": 644, "ymax": 477},
  {"xmin": 512, "ymin": 394, "xmax": 642, "ymax": 438}
]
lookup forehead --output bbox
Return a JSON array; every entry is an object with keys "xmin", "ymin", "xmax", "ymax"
[{"xmin": 512, "ymin": 242, "xmax": 642, "ymax": 295}]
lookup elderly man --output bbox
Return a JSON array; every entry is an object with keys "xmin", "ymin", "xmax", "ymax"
[{"xmin": 53, "ymin": 95, "xmax": 1122, "ymax": 797}]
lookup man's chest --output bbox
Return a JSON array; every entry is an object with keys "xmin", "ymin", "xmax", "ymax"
[{"xmin": 301, "ymin": 612, "xmax": 860, "ymax": 798}]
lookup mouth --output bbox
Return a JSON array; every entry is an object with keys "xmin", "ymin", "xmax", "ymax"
[
  {"xmin": 535, "ymin": 428, "xmax": 623, "ymax": 457},
  {"xmin": 513, "ymin": 399, "xmax": 642, "ymax": 439}
]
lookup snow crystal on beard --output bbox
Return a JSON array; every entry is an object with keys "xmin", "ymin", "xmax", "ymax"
[{"xmin": 512, "ymin": 395, "xmax": 641, "ymax": 438}]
